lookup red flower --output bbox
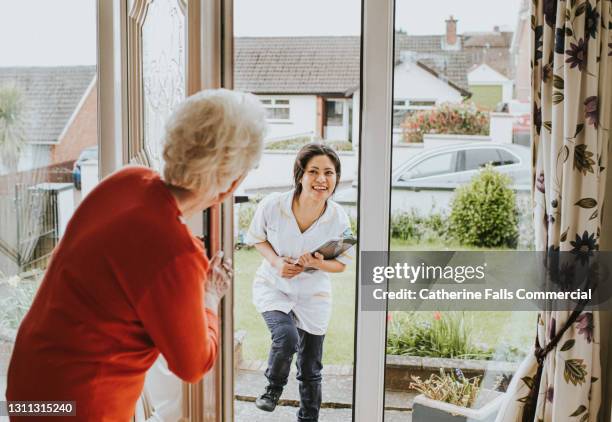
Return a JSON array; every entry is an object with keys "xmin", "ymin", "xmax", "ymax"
[
  {"xmin": 387, "ymin": 312, "xmax": 393, "ymax": 322},
  {"xmin": 433, "ymin": 311, "xmax": 441, "ymax": 321}
]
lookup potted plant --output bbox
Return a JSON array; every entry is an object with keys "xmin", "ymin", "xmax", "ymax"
[{"xmin": 410, "ymin": 368, "xmax": 505, "ymax": 422}]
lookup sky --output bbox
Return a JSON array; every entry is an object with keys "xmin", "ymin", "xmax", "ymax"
[{"xmin": 0, "ymin": 0, "xmax": 521, "ymax": 66}]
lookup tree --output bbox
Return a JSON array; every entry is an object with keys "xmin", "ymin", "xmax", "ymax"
[{"xmin": 0, "ymin": 86, "xmax": 26, "ymax": 173}]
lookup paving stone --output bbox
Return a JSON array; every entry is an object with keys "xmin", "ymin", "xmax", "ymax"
[
  {"xmin": 234, "ymin": 401, "xmax": 412, "ymax": 422},
  {"xmin": 234, "ymin": 401, "xmax": 354, "ymax": 421},
  {"xmin": 236, "ymin": 369, "xmax": 353, "ymax": 408}
]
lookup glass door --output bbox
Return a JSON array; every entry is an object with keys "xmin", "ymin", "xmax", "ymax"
[{"xmin": 98, "ymin": 0, "xmax": 221, "ymax": 420}]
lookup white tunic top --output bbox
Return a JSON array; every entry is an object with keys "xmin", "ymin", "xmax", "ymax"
[{"xmin": 245, "ymin": 190, "xmax": 355, "ymax": 335}]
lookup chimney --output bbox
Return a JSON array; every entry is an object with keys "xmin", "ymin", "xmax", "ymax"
[{"xmin": 445, "ymin": 16, "xmax": 458, "ymax": 46}]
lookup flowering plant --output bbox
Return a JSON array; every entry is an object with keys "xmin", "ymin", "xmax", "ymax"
[{"xmin": 401, "ymin": 102, "xmax": 490, "ymax": 143}]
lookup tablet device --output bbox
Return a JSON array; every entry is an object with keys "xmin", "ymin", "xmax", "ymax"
[{"xmin": 312, "ymin": 236, "xmax": 357, "ymax": 260}]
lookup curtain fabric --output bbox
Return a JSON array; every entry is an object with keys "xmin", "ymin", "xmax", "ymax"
[{"xmin": 496, "ymin": 0, "xmax": 611, "ymax": 421}]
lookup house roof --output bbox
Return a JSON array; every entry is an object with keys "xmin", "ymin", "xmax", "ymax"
[
  {"xmin": 235, "ymin": 32, "xmax": 511, "ymax": 95},
  {"xmin": 0, "ymin": 66, "xmax": 96, "ymax": 144},
  {"xmin": 235, "ymin": 37, "xmax": 360, "ymax": 95}
]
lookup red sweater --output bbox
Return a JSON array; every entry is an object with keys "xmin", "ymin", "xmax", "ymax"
[{"xmin": 6, "ymin": 166, "xmax": 219, "ymax": 421}]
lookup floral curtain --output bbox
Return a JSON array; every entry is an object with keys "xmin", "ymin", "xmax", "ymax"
[{"xmin": 496, "ymin": 0, "xmax": 611, "ymax": 421}]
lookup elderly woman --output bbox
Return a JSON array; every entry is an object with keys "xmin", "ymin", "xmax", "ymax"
[{"xmin": 6, "ymin": 89, "xmax": 266, "ymax": 421}]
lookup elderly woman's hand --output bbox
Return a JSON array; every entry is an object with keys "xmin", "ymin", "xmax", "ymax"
[
  {"xmin": 297, "ymin": 252, "xmax": 324, "ymax": 270},
  {"xmin": 205, "ymin": 252, "xmax": 232, "ymax": 310},
  {"xmin": 274, "ymin": 256, "xmax": 304, "ymax": 279}
]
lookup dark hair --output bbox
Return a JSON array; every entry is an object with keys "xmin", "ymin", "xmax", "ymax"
[{"xmin": 293, "ymin": 143, "xmax": 342, "ymax": 196}]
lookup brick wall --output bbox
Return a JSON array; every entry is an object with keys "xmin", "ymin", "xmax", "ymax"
[{"xmin": 51, "ymin": 82, "xmax": 98, "ymax": 165}]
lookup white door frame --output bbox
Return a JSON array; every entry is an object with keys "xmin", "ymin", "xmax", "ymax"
[{"xmin": 352, "ymin": 0, "xmax": 394, "ymax": 420}]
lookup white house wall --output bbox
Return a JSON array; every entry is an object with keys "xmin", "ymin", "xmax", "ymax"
[
  {"xmin": 261, "ymin": 95, "xmax": 318, "ymax": 140},
  {"xmin": 393, "ymin": 61, "xmax": 464, "ymax": 104}
]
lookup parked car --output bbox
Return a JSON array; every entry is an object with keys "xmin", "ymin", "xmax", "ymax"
[
  {"xmin": 72, "ymin": 146, "xmax": 98, "ymax": 190},
  {"xmin": 333, "ymin": 143, "xmax": 531, "ymax": 214},
  {"xmin": 391, "ymin": 142, "xmax": 530, "ymax": 188}
]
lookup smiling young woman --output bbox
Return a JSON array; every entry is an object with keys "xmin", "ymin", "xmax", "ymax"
[{"xmin": 243, "ymin": 143, "xmax": 355, "ymax": 422}]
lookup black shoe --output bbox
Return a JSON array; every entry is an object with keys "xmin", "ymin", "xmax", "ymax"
[{"xmin": 255, "ymin": 385, "xmax": 283, "ymax": 412}]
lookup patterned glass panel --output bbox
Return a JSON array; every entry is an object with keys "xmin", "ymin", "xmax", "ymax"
[{"xmin": 142, "ymin": 0, "xmax": 185, "ymax": 171}]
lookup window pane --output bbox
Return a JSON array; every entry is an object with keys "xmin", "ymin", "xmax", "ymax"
[
  {"xmin": 142, "ymin": 0, "xmax": 186, "ymax": 171},
  {"xmin": 271, "ymin": 107, "xmax": 290, "ymax": 120},
  {"xmin": 386, "ymin": 1, "xmax": 535, "ymax": 420},
  {"xmin": 0, "ymin": 0, "xmax": 98, "ymax": 403},
  {"xmin": 464, "ymin": 148, "xmax": 503, "ymax": 170},
  {"xmin": 326, "ymin": 101, "xmax": 343, "ymax": 126},
  {"xmin": 275, "ymin": 99, "xmax": 289, "ymax": 105},
  {"xmin": 499, "ymin": 149, "xmax": 519, "ymax": 165},
  {"xmin": 400, "ymin": 153, "xmax": 454, "ymax": 180},
  {"xmin": 409, "ymin": 99, "xmax": 435, "ymax": 107}
]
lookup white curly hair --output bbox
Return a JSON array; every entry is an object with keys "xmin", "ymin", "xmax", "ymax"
[{"xmin": 163, "ymin": 89, "xmax": 266, "ymax": 194}]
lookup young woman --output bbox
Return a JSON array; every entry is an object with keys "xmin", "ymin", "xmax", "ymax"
[{"xmin": 245, "ymin": 143, "xmax": 355, "ymax": 422}]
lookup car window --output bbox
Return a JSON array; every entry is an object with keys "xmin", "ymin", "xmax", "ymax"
[
  {"xmin": 498, "ymin": 149, "xmax": 520, "ymax": 165},
  {"xmin": 399, "ymin": 152, "xmax": 456, "ymax": 180},
  {"xmin": 464, "ymin": 148, "xmax": 503, "ymax": 171}
]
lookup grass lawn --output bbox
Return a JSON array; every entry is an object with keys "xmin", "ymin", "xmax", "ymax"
[
  {"xmin": 233, "ymin": 247, "xmax": 355, "ymax": 365},
  {"xmin": 233, "ymin": 239, "xmax": 536, "ymax": 365}
]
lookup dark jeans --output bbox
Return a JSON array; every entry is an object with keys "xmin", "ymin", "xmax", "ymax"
[{"xmin": 261, "ymin": 310, "xmax": 325, "ymax": 422}]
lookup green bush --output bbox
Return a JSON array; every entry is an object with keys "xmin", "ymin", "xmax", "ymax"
[
  {"xmin": 386, "ymin": 311, "xmax": 492, "ymax": 360},
  {"xmin": 390, "ymin": 209, "xmax": 448, "ymax": 243},
  {"xmin": 449, "ymin": 166, "xmax": 518, "ymax": 249},
  {"xmin": 401, "ymin": 102, "xmax": 490, "ymax": 143},
  {"xmin": 265, "ymin": 137, "xmax": 353, "ymax": 151}
]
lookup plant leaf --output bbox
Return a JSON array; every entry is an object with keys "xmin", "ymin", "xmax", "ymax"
[
  {"xmin": 591, "ymin": 377, "xmax": 599, "ymax": 383},
  {"xmin": 580, "ymin": 414, "xmax": 589, "ymax": 422},
  {"xmin": 570, "ymin": 405, "xmax": 587, "ymax": 417},
  {"xmin": 559, "ymin": 145, "xmax": 570, "ymax": 163},
  {"xmin": 575, "ymin": 123, "xmax": 584, "ymax": 137},
  {"xmin": 564, "ymin": 359, "xmax": 588, "ymax": 386},
  {"xmin": 576, "ymin": 2, "xmax": 587, "ymax": 17},
  {"xmin": 553, "ymin": 74, "xmax": 565, "ymax": 90},
  {"xmin": 521, "ymin": 376, "xmax": 535, "ymax": 389},
  {"xmin": 560, "ymin": 227, "xmax": 569, "ymax": 242},
  {"xmin": 566, "ymin": 26, "xmax": 573, "ymax": 36},
  {"xmin": 561, "ymin": 339, "xmax": 576, "ymax": 351},
  {"xmin": 575, "ymin": 198, "xmax": 597, "ymax": 208},
  {"xmin": 543, "ymin": 121, "xmax": 553, "ymax": 132},
  {"xmin": 589, "ymin": 209, "xmax": 598, "ymax": 220},
  {"xmin": 553, "ymin": 91, "xmax": 564, "ymax": 105}
]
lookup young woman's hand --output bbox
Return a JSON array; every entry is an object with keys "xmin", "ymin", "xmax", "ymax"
[
  {"xmin": 274, "ymin": 256, "xmax": 304, "ymax": 279},
  {"xmin": 205, "ymin": 251, "xmax": 233, "ymax": 310},
  {"xmin": 297, "ymin": 252, "xmax": 324, "ymax": 270}
]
